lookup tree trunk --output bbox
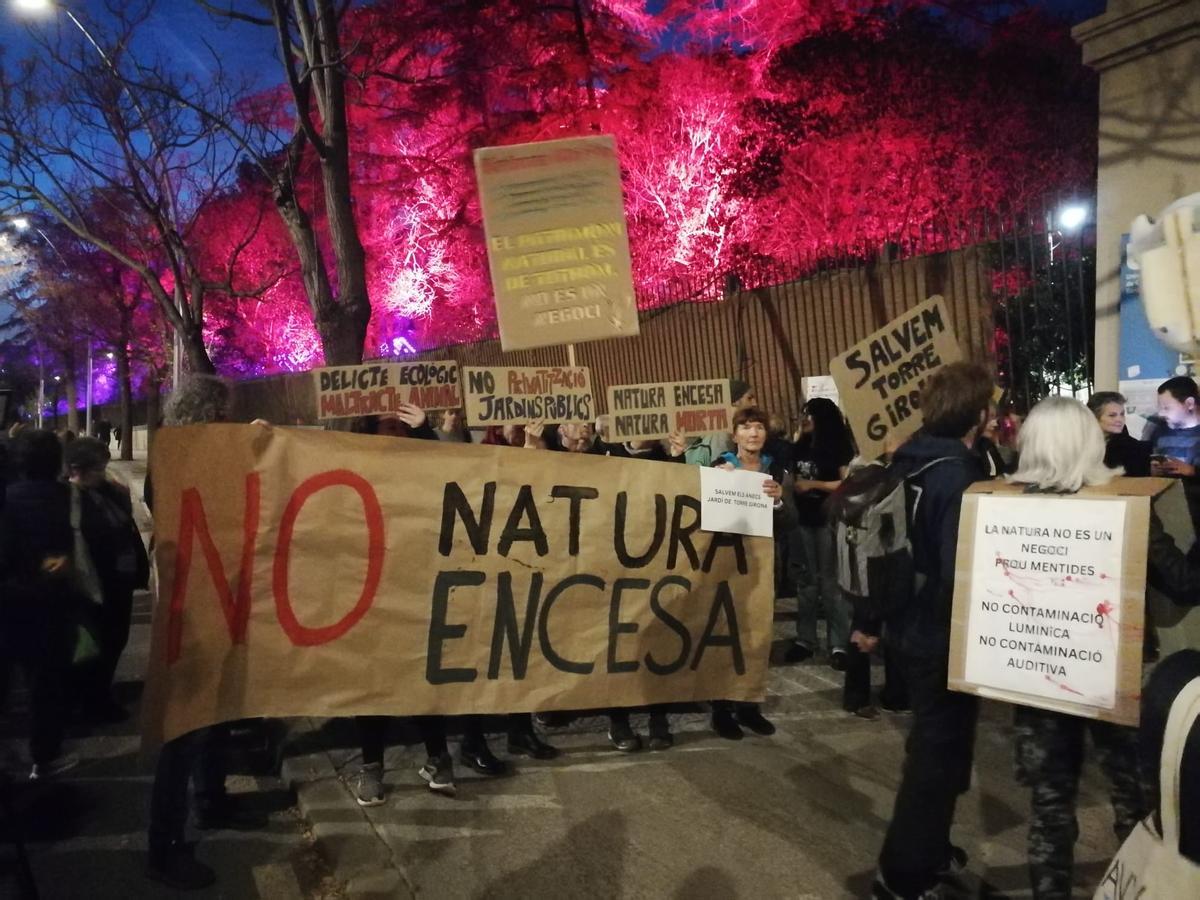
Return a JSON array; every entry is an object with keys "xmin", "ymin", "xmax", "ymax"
[
  {"xmin": 181, "ymin": 323, "xmax": 216, "ymax": 375},
  {"xmin": 118, "ymin": 345, "xmax": 134, "ymax": 462},
  {"xmin": 319, "ymin": 149, "xmax": 371, "ymax": 366},
  {"xmin": 64, "ymin": 367, "xmax": 80, "ymax": 434},
  {"xmin": 145, "ymin": 370, "xmax": 162, "ymax": 458}
]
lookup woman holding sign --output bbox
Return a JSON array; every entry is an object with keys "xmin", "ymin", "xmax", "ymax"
[
  {"xmin": 786, "ymin": 398, "xmax": 855, "ymax": 669},
  {"xmin": 1005, "ymin": 397, "xmax": 1200, "ymax": 900},
  {"xmin": 710, "ymin": 406, "xmax": 798, "ymax": 740}
]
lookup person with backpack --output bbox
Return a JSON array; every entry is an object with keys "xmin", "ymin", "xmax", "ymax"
[
  {"xmin": 784, "ymin": 397, "xmax": 855, "ymax": 668},
  {"xmin": 871, "ymin": 361, "xmax": 993, "ymax": 900}
]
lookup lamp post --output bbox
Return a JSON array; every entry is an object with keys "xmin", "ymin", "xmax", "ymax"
[{"xmin": 12, "ymin": 0, "xmax": 185, "ymax": 391}]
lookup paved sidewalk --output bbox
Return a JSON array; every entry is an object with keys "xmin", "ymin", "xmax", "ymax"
[{"xmin": 279, "ymin": 624, "xmax": 1126, "ymax": 900}]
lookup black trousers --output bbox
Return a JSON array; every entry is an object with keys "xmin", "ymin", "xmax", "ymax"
[
  {"xmin": 358, "ymin": 714, "xmax": 537, "ymax": 766},
  {"xmin": 843, "ymin": 641, "xmax": 908, "ymax": 711},
  {"xmin": 148, "ymin": 725, "xmax": 228, "ymax": 853},
  {"xmin": 878, "ymin": 653, "xmax": 978, "ymax": 895}
]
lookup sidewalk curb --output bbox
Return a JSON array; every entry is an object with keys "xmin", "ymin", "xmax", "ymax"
[{"xmin": 280, "ymin": 719, "xmax": 416, "ymax": 899}]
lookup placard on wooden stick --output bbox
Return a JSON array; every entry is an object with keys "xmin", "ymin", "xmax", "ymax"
[
  {"xmin": 828, "ymin": 296, "xmax": 962, "ymax": 460},
  {"xmin": 606, "ymin": 379, "xmax": 732, "ymax": 442},
  {"xmin": 475, "ymin": 135, "xmax": 640, "ymax": 351},
  {"xmin": 463, "ymin": 366, "xmax": 595, "ymax": 426},
  {"xmin": 948, "ymin": 478, "xmax": 1171, "ymax": 726},
  {"xmin": 313, "ymin": 361, "xmax": 462, "ymax": 420}
]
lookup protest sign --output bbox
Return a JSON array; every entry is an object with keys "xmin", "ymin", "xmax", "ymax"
[
  {"xmin": 462, "ymin": 366, "xmax": 595, "ymax": 426},
  {"xmin": 606, "ymin": 379, "xmax": 731, "ymax": 442},
  {"xmin": 699, "ymin": 467, "xmax": 775, "ymax": 538},
  {"xmin": 801, "ymin": 376, "xmax": 840, "ymax": 408},
  {"xmin": 948, "ymin": 478, "xmax": 1169, "ymax": 725},
  {"xmin": 142, "ymin": 425, "xmax": 773, "ymax": 747},
  {"xmin": 828, "ymin": 296, "xmax": 962, "ymax": 459},
  {"xmin": 313, "ymin": 362, "xmax": 461, "ymax": 420},
  {"xmin": 474, "ymin": 135, "xmax": 640, "ymax": 351}
]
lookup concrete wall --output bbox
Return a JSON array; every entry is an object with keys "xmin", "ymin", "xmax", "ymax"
[{"xmin": 1074, "ymin": 0, "xmax": 1200, "ymax": 390}]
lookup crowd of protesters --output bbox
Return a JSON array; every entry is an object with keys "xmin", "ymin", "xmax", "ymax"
[{"xmin": 2, "ymin": 367, "xmax": 1199, "ymax": 898}]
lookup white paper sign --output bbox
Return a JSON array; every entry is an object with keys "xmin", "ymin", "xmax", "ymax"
[
  {"xmin": 699, "ymin": 467, "xmax": 775, "ymax": 538},
  {"xmin": 962, "ymin": 496, "xmax": 1126, "ymax": 709},
  {"xmin": 802, "ymin": 375, "xmax": 841, "ymax": 407}
]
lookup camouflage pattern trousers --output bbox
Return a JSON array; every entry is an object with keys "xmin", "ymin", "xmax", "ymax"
[{"xmin": 1014, "ymin": 705, "xmax": 1146, "ymax": 900}]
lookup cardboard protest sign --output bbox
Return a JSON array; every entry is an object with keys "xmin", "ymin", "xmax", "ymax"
[
  {"xmin": 463, "ymin": 366, "xmax": 595, "ymax": 426},
  {"xmin": 142, "ymin": 425, "xmax": 773, "ymax": 747},
  {"xmin": 606, "ymin": 379, "xmax": 731, "ymax": 442},
  {"xmin": 948, "ymin": 478, "xmax": 1170, "ymax": 726},
  {"xmin": 828, "ymin": 296, "xmax": 962, "ymax": 459},
  {"xmin": 474, "ymin": 135, "xmax": 640, "ymax": 351},
  {"xmin": 699, "ymin": 468, "xmax": 774, "ymax": 538},
  {"xmin": 313, "ymin": 362, "xmax": 461, "ymax": 420}
]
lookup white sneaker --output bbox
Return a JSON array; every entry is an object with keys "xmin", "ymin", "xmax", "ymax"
[{"xmin": 29, "ymin": 752, "xmax": 80, "ymax": 781}]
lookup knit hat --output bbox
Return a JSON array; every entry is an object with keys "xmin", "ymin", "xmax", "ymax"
[{"xmin": 730, "ymin": 378, "xmax": 752, "ymax": 403}]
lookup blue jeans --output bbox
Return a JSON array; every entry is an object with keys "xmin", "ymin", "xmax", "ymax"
[{"xmin": 794, "ymin": 524, "xmax": 850, "ymax": 653}]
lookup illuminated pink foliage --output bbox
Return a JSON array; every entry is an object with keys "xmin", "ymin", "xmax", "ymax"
[{"xmin": 193, "ymin": 1, "xmax": 1095, "ymax": 373}]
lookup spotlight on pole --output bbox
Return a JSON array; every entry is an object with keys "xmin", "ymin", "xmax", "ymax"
[{"xmin": 11, "ymin": 216, "xmax": 30, "ymax": 231}]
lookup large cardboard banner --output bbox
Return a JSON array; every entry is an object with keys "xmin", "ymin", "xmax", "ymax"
[
  {"xmin": 947, "ymin": 479, "xmax": 1168, "ymax": 726},
  {"xmin": 314, "ymin": 362, "xmax": 462, "ymax": 419},
  {"xmin": 474, "ymin": 135, "xmax": 640, "ymax": 351},
  {"xmin": 463, "ymin": 366, "xmax": 595, "ymax": 426},
  {"xmin": 606, "ymin": 379, "xmax": 732, "ymax": 442},
  {"xmin": 828, "ymin": 296, "xmax": 962, "ymax": 459},
  {"xmin": 142, "ymin": 425, "xmax": 772, "ymax": 746}
]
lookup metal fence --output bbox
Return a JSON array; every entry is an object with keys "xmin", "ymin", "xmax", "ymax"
[{"xmin": 231, "ymin": 194, "xmax": 1096, "ymax": 429}]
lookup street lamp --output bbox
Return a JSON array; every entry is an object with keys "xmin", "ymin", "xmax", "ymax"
[
  {"xmin": 11, "ymin": 216, "xmax": 29, "ymax": 231},
  {"xmin": 1058, "ymin": 205, "xmax": 1088, "ymax": 231},
  {"xmin": 11, "ymin": 0, "xmax": 184, "ymax": 390}
]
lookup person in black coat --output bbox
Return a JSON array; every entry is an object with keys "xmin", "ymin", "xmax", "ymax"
[
  {"xmin": 65, "ymin": 437, "xmax": 148, "ymax": 722},
  {"xmin": 0, "ymin": 429, "xmax": 81, "ymax": 779},
  {"xmin": 1088, "ymin": 391, "xmax": 1151, "ymax": 477}
]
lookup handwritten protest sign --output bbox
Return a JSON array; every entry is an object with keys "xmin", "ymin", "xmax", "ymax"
[
  {"xmin": 314, "ymin": 362, "xmax": 461, "ymax": 420},
  {"xmin": 142, "ymin": 425, "xmax": 773, "ymax": 747},
  {"xmin": 699, "ymin": 468, "xmax": 774, "ymax": 538},
  {"xmin": 828, "ymin": 296, "xmax": 961, "ymax": 459},
  {"xmin": 463, "ymin": 366, "xmax": 595, "ymax": 426},
  {"xmin": 474, "ymin": 135, "xmax": 640, "ymax": 351},
  {"xmin": 606, "ymin": 379, "xmax": 731, "ymax": 441},
  {"xmin": 948, "ymin": 479, "xmax": 1167, "ymax": 725}
]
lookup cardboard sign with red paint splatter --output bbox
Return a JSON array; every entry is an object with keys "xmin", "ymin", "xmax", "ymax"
[{"xmin": 949, "ymin": 478, "xmax": 1172, "ymax": 726}]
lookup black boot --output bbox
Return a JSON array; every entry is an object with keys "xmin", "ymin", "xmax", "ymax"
[
  {"xmin": 506, "ymin": 728, "xmax": 559, "ymax": 760},
  {"xmin": 147, "ymin": 843, "xmax": 216, "ymax": 891},
  {"xmin": 607, "ymin": 713, "xmax": 641, "ymax": 752},
  {"xmin": 647, "ymin": 711, "xmax": 673, "ymax": 751},
  {"xmin": 711, "ymin": 704, "xmax": 743, "ymax": 741},
  {"xmin": 735, "ymin": 704, "xmax": 776, "ymax": 736},
  {"xmin": 460, "ymin": 738, "xmax": 508, "ymax": 776}
]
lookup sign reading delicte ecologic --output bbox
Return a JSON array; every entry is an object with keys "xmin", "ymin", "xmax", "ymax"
[
  {"xmin": 474, "ymin": 135, "xmax": 640, "ymax": 351},
  {"xmin": 313, "ymin": 362, "xmax": 462, "ymax": 420}
]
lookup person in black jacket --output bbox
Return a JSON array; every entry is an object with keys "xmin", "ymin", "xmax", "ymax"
[
  {"xmin": 1088, "ymin": 391, "xmax": 1151, "ymax": 477},
  {"xmin": 0, "ymin": 428, "xmax": 81, "ymax": 780},
  {"xmin": 873, "ymin": 362, "xmax": 993, "ymax": 900},
  {"xmin": 66, "ymin": 437, "xmax": 149, "ymax": 723},
  {"xmin": 145, "ymin": 376, "xmax": 265, "ymax": 892}
]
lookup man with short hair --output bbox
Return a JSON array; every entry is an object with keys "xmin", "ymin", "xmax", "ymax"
[
  {"xmin": 1150, "ymin": 376, "xmax": 1200, "ymax": 531},
  {"xmin": 874, "ymin": 361, "xmax": 993, "ymax": 900}
]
